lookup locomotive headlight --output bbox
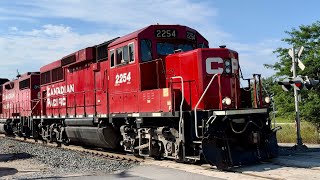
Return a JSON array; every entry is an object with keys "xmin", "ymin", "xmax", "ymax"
[
  {"xmin": 224, "ymin": 59, "xmax": 232, "ymax": 74},
  {"xmin": 222, "ymin": 97, "xmax": 232, "ymax": 105},
  {"xmin": 225, "ymin": 67, "xmax": 231, "ymax": 73},
  {"xmin": 264, "ymin": 96, "xmax": 271, "ymax": 104}
]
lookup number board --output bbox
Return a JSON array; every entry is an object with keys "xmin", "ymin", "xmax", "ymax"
[
  {"xmin": 186, "ymin": 31, "xmax": 196, "ymax": 41},
  {"xmin": 155, "ymin": 29, "xmax": 177, "ymax": 38}
]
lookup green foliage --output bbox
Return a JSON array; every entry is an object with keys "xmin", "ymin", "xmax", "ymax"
[
  {"xmin": 264, "ymin": 21, "xmax": 320, "ymax": 125},
  {"xmin": 262, "ymin": 76, "xmax": 295, "ymax": 119}
]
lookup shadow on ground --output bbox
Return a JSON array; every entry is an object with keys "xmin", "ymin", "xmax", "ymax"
[
  {"xmin": 229, "ymin": 145, "xmax": 320, "ymax": 172},
  {"xmin": 0, "ymin": 167, "xmax": 18, "ymax": 177},
  {"xmin": 0, "ymin": 153, "xmax": 33, "ymax": 162}
]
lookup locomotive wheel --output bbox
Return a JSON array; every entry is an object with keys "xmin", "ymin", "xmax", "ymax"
[
  {"xmin": 57, "ymin": 142, "xmax": 62, "ymax": 147},
  {"xmin": 62, "ymin": 139, "xmax": 70, "ymax": 146},
  {"xmin": 202, "ymin": 137, "xmax": 230, "ymax": 170}
]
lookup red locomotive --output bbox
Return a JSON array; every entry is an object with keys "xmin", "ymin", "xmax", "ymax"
[
  {"xmin": 0, "ymin": 24, "xmax": 278, "ymax": 169},
  {"xmin": 0, "ymin": 73, "xmax": 40, "ymax": 136}
]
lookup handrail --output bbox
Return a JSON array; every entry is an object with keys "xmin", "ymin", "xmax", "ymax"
[
  {"xmin": 0, "ymin": 88, "xmax": 106, "ymax": 118},
  {"xmin": 31, "ymin": 99, "xmax": 40, "ymax": 112},
  {"xmin": 194, "ymin": 74, "xmax": 218, "ymax": 138},
  {"xmin": 170, "ymin": 76, "xmax": 185, "ymax": 143}
]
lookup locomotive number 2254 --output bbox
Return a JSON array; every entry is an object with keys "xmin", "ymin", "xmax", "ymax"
[
  {"xmin": 115, "ymin": 72, "xmax": 132, "ymax": 85},
  {"xmin": 155, "ymin": 29, "xmax": 177, "ymax": 38}
]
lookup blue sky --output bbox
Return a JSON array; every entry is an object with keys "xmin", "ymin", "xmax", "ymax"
[{"xmin": 0, "ymin": 0, "xmax": 319, "ymax": 79}]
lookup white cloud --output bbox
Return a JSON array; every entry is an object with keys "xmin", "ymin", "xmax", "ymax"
[
  {"xmin": 0, "ymin": 0, "xmax": 223, "ymax": 79},
  {"xmin": 22, "ymin": 24, "xmax": 72, "ymax": 37},
  {"xmin": 0, "ymin": 0, "xmax": 282, "ymax": 79},
  {"xmin": 3, "ymin": 0, "xmax": 217, "ymax": 29},
  {"xmin": 227, "ymin": 39, "xmax": 283, "ymax": 77},
  {"xmin": 9, "ymin": 27, "xmax": 18, "ymax": 31},
  {"xmin": 0, "ymin": 24, "xmax": 115, "ymax": 78}
]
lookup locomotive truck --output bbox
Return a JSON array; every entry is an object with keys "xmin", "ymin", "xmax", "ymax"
[{"xmin": 0, "ymin": 24, "xmax": 279, "ymax": 169}]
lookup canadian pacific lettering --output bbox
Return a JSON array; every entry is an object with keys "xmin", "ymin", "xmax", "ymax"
[{"xmin": 46, "ymin": 84, "xmax": 75, "ymax": 107}]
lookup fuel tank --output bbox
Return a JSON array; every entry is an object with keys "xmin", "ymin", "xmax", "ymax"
[{"xmin": 65, "ymin": 126, "xmax": 121, "ymax": 149}]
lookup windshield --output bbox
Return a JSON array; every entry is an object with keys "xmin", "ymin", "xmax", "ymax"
[{"xmin": 157, "ymin": 42, "xmax": 194, "ymax": 55}]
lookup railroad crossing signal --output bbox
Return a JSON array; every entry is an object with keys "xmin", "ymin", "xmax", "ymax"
[
  {"xmin": 289, "ymin": 77, "xmax": 304, "ymax": 91},
  {"xmin": 277, "ymin": 46, "xmax": 318, "ymax": 149},
  {"xmin": 278, "ymin": 77, "xmax": 319, "ymax": 91},
  {"xmin": 289, "ymin": 46, "xmax": 305, "ymax": 72},
  {"xmin": 304, "ymin": 79, "xmax": 319, "ymax": 90},
  {"xmin": 278, "ymin": 78, "xmax": 291, "ymax": 91}
]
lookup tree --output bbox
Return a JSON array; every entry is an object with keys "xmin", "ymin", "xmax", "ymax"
[
  {"xmin": 262, "ymin": 76, "xmax": 295, "ymax": 120},
  {"xmin": 265, "ymin": 21, "xmax": 320, "ymax": 124}
]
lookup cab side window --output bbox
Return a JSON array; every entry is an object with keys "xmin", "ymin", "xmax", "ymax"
[
  {"xmin": 110, "ymin": 50, "xmax": 115, "ymax": 67},
  {"xmin": 116, "ymin": 48, "xmax": 123, "ymax": 65},
  {"xmin": 129, "ymin": 43, "xmax": 134, "ymax": 62},
  {"xmin": 111, "ymin": 42, "xmax": 135, "ymax": 67},
  {"xmin": 140, "ymin": 39, "xmax": 152, "ymax": 62},
  {"xmin": 123, "ymin": 46, "xmax": 129, "ymax": 62}
]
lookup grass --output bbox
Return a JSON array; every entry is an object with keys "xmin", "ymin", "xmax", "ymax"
[
  {"xmin": 271, "ymin": 116, "xmax": 295, "ymax": 123},
  {"xmin": 274, "ymin": 121, "xmax": 319, "ymax": 144}
]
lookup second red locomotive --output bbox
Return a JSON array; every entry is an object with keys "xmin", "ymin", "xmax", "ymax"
[{"xmin": 0, "ymin": 24, "xmax": 279, "ymax": 169}]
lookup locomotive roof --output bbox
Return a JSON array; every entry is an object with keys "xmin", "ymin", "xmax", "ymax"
[
  {"xmin": 39, "ymin": 24, "xmax": 208, "ymax": 71},
  {"xmin": 109, "ymin": 24, "xmax": 208, "ymax": 47},
  {"xmin": 40, "ymin": 59, "xmax": 61, "ymax": 72},
  {"xmin": 109, "ymin": 26, "xmax": 149, "ymax": 47},
  {"xmin": 21, "ymin": 72, "xmax": 40, "ymax": 76},
  {"xmin": 2, "ymin": 72, "xmax": 39, "ymax": 84},
  {"xmin": 18, "ymin": 72, "xmax": 40, "ymax": 81}
]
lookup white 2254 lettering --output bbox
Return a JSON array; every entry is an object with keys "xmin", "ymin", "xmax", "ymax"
[{"xmin": 115, "ymin": 72, "xmax": 131, "ymax": 85}]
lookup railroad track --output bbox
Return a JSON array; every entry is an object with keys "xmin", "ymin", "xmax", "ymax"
[
  {"xmin": 0, "ymin": 134, "xmax": 143, "ymax": 163},
  {"xmin": 2, "ymin": 134, "xmax": 320, "ymax": 180}
]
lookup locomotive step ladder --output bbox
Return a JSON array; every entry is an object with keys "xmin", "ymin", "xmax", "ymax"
[
  {"xmin": 194, "ymin": 74, "xmax": 219, "ymax": 139},
  {"xmin": 196, "ymin": 118, "xmax": 205, "ymax": 138}
]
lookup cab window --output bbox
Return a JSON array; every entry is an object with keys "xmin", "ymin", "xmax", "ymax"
[
  {"xmin": 129, "ymin": 43, "xmax": 134, "ymax": 62},
  {"xmin": 157, "ymin": 42, "xmax": 194, "ymax": 55},
  {"xmin": 157, "ymin": 42, "xmax": 174, "ymax": 55},
  {"xmin": 198, "ymin": 43, "xmax": 209, "ymax": 48},
  {"xmin": 111, "ymin": 43, "xmax": 135, "ymax": 67},
  {"xmin": 19, "ymin": 78, "xmax": 30, "ymax": 90},
  {"xmin": 110, "ymin": 49, "xmax": 115, "ymax": 67},
  {"xmin": 178, "ymin": 44, "xmax": 193, "ymax": 52},
  {"xmin": 116, "ymin": 48, "xmax": 123, "ymax": 65},
  {"xmin": 140, "ymin": 39, "xmax": 152, "ymax": 62}
]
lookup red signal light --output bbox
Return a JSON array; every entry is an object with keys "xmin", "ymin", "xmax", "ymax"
[
  {"xmin": 295, "ymin": 82, "xmax": 302, "ymax": 88},
  {"xmin": 289, "ymin": 77, "xmax": 304, "ymax": 90}
]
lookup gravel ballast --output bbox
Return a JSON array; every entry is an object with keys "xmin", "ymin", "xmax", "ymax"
[{"xmin": 0, "ymin": 137, "xmax": 138, "ymax": 179}]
